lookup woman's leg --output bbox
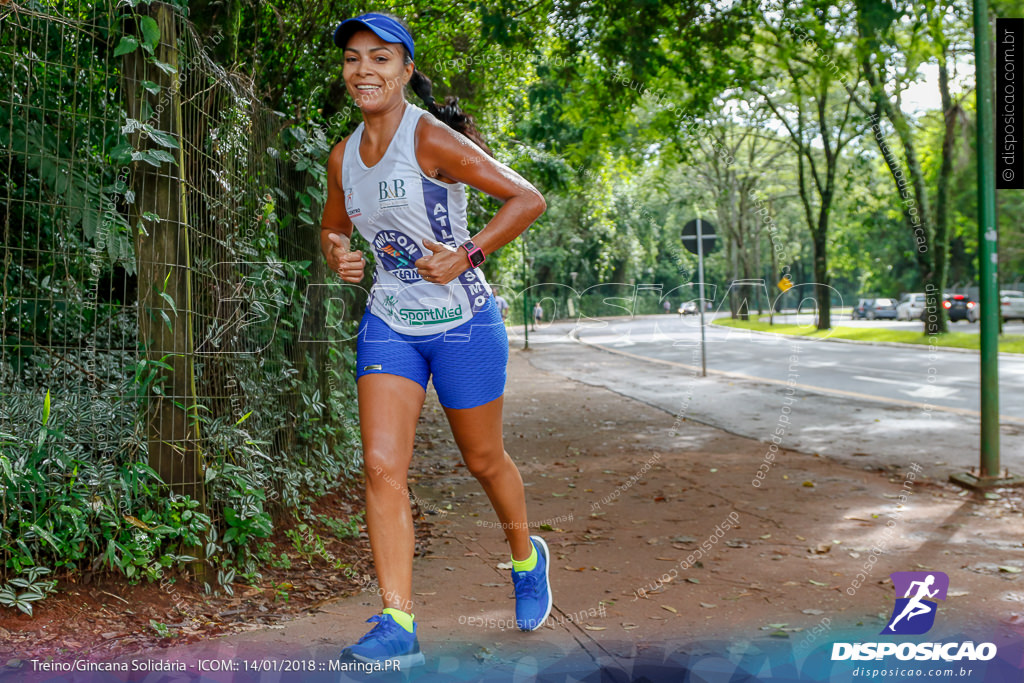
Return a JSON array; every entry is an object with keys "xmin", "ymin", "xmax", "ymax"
[
  {"xmin": 443, "ymin": 395, "xmax": 532, "ymax": 561},
  {"xmin": 358, "ymin": 373, "xmax": 426, "ymax": 613}
]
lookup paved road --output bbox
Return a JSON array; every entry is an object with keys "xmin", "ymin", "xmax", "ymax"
[
  {"xmin": 567, "ymin": 314, "xmax": 1023, "ymax": 420},
  {"xmin": 510, "ymin": 315, "xmax": 1024, "ymax": 477}
]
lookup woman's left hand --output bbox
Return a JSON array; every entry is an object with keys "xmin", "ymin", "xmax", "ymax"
[{"xmin": 415, "ymin": 239, "xmax": 470, "ymax": 285}]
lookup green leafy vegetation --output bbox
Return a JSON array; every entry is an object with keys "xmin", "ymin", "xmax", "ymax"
[{"xmin": 0, "ymin": 1, "xmax": 362, "ymax": 609}]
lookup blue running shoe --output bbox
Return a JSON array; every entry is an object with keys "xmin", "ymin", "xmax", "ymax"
[
  {"xmin": 512, "ymin": 535, "xmax": 553, "ymax": 631},
  {"xmin": 339, "ymin": 614, "xmax": 425, "ymax": 668}
]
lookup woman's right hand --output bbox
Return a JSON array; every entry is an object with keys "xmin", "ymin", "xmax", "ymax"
[{"xmin": 326, "ymin": 232, "xmax": 366, "ymax": 282}]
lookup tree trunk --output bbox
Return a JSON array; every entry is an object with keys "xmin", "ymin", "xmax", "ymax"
[
  {"xmin": 123, "ymin": 4, "xmax": 204, "ymax": 507},
  {"xmin": 795, "ymin": 142, "xmax": 833, "ymax": 329},
  {"xmin": 863, "ymin": 59, "xmax": 949, "ymax": 334},
  {"xmin": 929, "ymin": 61, "xmax": 956, "ymax": 336},
  {"xmin": 813, "ymin": 210, "xmax": 832, "ymax": 329}
]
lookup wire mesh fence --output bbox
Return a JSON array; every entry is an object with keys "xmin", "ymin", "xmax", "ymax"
[{"xmin": 0, "ymin": 0, "xmax": 360, "ymax": 608}]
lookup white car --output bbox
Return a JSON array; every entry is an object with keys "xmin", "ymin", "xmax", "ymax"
[
  {"xmin": 896, "ymin": 293, "xmax": 927, "ymax": 321},
  {"xmin": 1002, "ymin": 290, "xmax": 1024, "ymax": 322}
]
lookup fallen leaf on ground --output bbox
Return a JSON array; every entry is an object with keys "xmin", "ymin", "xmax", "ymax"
[
  {"xmin": 584, "ymin": 625, "xmax": 606, "ymax": 631},
  {"xmin": 661, "ymin": 605, "xmax": 677, "ymax": 614},
  {"xmin": 1000, "ymin": 566, "xmax": 1022, "ymax": 574},
  {"xmin": 700, "ymin": 603, "xmax": 717, "ymax": 609},
  {"xmin": 808, "ymin": 579, "xmax": 828, "ymax": 586},
  {"xmin": 621, "ymin": 623, "xmax": 639, "ymax": 630},
  {"xmin": 802, "ymin": 609, "xmax": 825, "ymax": 615},
  {"xmin": 564, "ymin": 566, "xmax": 586, "ymax": 572},
  {"xmin": 802, "ymin": 481, "xmax": 815, "ymax": 487}
]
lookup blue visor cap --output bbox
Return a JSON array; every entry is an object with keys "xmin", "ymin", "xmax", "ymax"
[{"xmin": 334, "ymin": 13, "xmax": 415, "ymax": 61}]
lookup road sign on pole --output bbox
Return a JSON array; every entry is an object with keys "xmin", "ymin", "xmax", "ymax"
[
  {"xmin": 681, "ymin": 219, "xmax": 718, "ymax": 256},
  {"xmin": 681, "ymin": 218, "xmax": 717, "ymax": 377}
]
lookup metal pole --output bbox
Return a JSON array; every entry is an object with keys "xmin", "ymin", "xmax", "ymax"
[
  {"xmin": 697, "ymin": 217, "xmax": 707, "ymax": 377},
  {"xmin": 950, "ymin": 2, "xmax": 1024, "ymax": 490},
  {"xmin": 521, "ymin": 238, "xmax": 529, "ymax": 350},
  {"xmin": 976, "ymin": 0, "xmax": 999, "ymax": 478}
]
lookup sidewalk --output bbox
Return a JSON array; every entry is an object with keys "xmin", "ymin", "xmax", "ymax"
[{"xmin": 71, "ymin": 345, "xmax": 1024, "ymax": 681}]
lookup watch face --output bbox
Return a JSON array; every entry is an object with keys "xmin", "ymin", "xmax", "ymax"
[{"xmin": 463, "ymin": 241, "xmax": 484, "ymax": 267}]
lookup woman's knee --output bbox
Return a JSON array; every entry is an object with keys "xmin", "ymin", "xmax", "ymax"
[
  {"xmin": 363, "ymin": 452, "xmax": 408, "ymax": 492},
  {"xmin": 463, "ymin": 448, "xmax": 510, "ymax": 482}
]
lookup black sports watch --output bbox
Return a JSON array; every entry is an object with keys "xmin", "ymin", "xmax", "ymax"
[{"xmin": 460, "ymin": 240, "xmax": 485, "ymax": 268}]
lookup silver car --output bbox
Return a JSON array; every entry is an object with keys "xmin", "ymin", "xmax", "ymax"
[
  {"xmin": 1002, "ymin": 290, "xmax": 1024, "ymax": 322},
  {"xmin": 896, "ymin": 293, "xmax": 927, "ymax": 321}
]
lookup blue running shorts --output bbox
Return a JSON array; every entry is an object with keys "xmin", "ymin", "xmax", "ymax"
[{"xmin": 355, "ymin": 296, "xmax": 509, "ymax": 409}]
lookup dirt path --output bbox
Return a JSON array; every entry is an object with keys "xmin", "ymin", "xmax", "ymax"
[{"xmin": 18, "ymin": 344, "xmax": 1023, "ymax": 681}]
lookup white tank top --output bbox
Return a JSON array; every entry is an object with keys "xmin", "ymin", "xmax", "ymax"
[{"xmin": 342, "ymin": 102, "xmax": 492, "ymax": 335}]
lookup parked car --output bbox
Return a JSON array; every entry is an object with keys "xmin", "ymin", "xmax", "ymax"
[
  {"xmin": 851, "ymin": 298, "xmax": 873, "ymax": 320},
  {"xmin": 896, "ymin": 293, "xmax": 927, "ymax": 321},
  {"xmin": 678, "ymin": 301, "xmax": 699, "ymax": 316},
  {"xmin": 856, "ymin": 298, "xmax": 898, "ymax": 320},
  {"xmin": 1001, "ymin": 290, "xmax": 1024, "ymax": 322},
  {"xmin": 944, "ymin": 294, "xmax": 978, "ymax": 322}
]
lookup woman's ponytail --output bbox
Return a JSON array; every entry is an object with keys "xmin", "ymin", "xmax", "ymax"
[{"xmin": 408, "ymin": 68, "xmax": 492, "ymax": 157}]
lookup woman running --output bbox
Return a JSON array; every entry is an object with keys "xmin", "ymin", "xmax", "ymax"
[{"xmin": 319, "ymin": 12, "xmax": 551, "ymax": 668}]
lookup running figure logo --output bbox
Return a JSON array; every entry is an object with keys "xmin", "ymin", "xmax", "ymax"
[{"xmin": 881, "ymin": 571, "xmax": 949, "ymax": 635}]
